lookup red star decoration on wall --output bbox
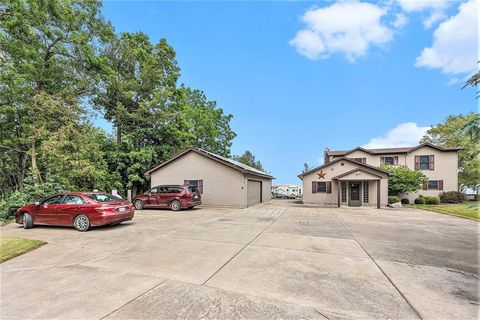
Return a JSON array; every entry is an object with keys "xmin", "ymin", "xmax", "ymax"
[{"xmin": 317, "ymin": 170, "xmax": 326, "ymax": 179}]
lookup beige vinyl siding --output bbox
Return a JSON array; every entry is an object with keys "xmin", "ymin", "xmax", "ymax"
[
  {"xmin": 150, "ymin": 151, "xmax": 245, "ymax": 207},
  {"xmin": 404, "ymin": 146, "xmax": 458, "ymax": 199}
]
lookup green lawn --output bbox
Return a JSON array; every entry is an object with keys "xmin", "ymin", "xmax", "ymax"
[
  {"xmin": 0, "ymin": 237, "xmax": 47, "ymax": 263},
  {"xmin": 412, "ymin": 202, "xmax": 479, "ymax": 221}
]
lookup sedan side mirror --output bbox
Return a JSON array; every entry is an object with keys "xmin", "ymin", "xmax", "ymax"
[{"xmin": 34, "ymin": 201, "xmax": 40, "ymax": 206}]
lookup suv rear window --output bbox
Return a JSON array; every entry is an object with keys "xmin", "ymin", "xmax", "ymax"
[
  {"xmin": 87, "ymin": 193, "xmax": 121, "ymax": 202},
  {"xmin": 188, "ymin": 186, "xmax": 199, "ymax": 194}
]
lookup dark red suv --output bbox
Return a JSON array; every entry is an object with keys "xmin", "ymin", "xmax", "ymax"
[{"xmin": 133, "ymin": 185, "xmax": 201, "ymax": 211}]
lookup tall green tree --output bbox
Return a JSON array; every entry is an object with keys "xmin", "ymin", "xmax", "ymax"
[
  {"xmin": 174, "ymin": 87, "xmax": 236, "ymax": 157},
  {"xmin": 420, "ymin": 113, "xmax": 479, "ymax": 192},
  {"xmin": 94, "ymin": 32, "xmax": 180, "ymax": 145},
  {"xmin": 0, "ymin": 0, "xmax": 112, "ymax": 188},
  {"xmin": 233, "ymin": 151, "xmax": 265, "ymax": 171}
]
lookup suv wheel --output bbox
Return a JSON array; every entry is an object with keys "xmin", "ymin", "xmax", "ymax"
[
  {"xmin": 170, "ymin": 200, "xmax": 181, "ymax": 211},
  {"xmin": 134, "ymin": 200, "xmax": 144, "ymax": 210}
]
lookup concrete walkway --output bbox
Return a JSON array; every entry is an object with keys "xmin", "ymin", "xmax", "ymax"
[{"xmin": 1, "ymin": 201, "xmax": 478, "ymax": 319}]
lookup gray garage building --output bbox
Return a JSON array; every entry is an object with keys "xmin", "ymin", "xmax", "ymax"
[{"xmin": 145, "ymin": 148, "xmax": 273, "ymax": 208}]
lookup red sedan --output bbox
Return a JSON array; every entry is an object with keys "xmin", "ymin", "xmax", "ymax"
[{"xmin": 15, "ymin": 192, "xmax": 134, "ymax": 232}]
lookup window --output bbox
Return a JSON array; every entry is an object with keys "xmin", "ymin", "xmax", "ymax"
[
  {"xmin": 352, "ymin": 158, "xmax": 366, "ymax": 164},
  {"xmin": 184, "ymin": 180, "xmax": 203, "ymax": 194},
  {"xmin": 188, "ymin": 186, "xmax": 199, "ymax": 194},
  {"xmin": 384, "ymin": 157, "xmax": 395, "ymax": 165},
  {"xmin": 148, "ymin": 187, "xmax": 159, "ymax": 194},
  {"xmin": 42, "ymin": 195, "xmax": 64, "ymax": 205},
  {"xmin": 363, "ymin": 182, "xmax": 369, "ymax": 203},
  {"xmin": 166, "ymin": 187, "xmax": 183, "ymax": 194},
  {"xmin": 63, "ymin": 195, "xmax": 86, "ymax": 205},
  {"xmin": 158, "ymin": 187, "xmax": 169, "ymax": 194},
  {"xmin": 419, "ymin": 156, "xmax": 430, "ymax": 170},
  {"xmin": 381, "ymin": 156, "xmax": 399, "ymax": 166},
  {"xmin": 341, "ymin": 182, "xmax": 347, "ymax": 202},
  {"xmin": 427, "ymin": 180, "xmax": 439, "ymax": 190},
  {"xmin": 317, "ymin": 182, "xmax": 327, "ymax": 193},
  {"xmin": 87, "ymin": 193, "xmax": 121, "ymax": 202},
  {"xmin": 312, "ymin": 181, "xmax": 331, "ymax": 193}
]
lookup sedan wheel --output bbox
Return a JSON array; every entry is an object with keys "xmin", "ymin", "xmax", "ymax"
[
  {"xmin": 23, "ymin": 213, "xmax": 33, "ymax": 229},
  {"xmin": 134, "ymin": 200, "xmax": 144, "ymax": 210},
  {"xmin": 170, "ymin": 200, "xmax": 181, "ymax": 211},
  {"xmin": 74, "ymin": 214, "xmax": 90, "ymax": 232}
]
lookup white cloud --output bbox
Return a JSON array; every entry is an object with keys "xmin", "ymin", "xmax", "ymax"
[
  {"xmin": 363, "ymin": 122, "xmax": 431, "ymax": 148},
  {"xmin": 290, "ymin": 1, "xmax": 393, "ymax": 61},
  {"xmin": 415, "ymin": 0, "xmax": 478, "ymax": 74},
  {"xmin": 392, "ymin": 13, "xmax": 408, "ymax": 29},
  {"xmin": 396, "ymin": 0, "xmax": 450, "ymax": 29},
  {"xmin": 423, "ymin": 11, "xmax": 447, "ymax": 28},
  {"xmin": 396, "ymin": 0, "xmax": 449, "ymax": 12}
]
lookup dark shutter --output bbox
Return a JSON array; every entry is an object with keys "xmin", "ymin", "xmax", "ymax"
[
  {"xmin": 184, "ymin": 180, "xmax": 189, "ymax": 185},
  {"xmin": 429, "ymin": 155, "xmax": 435, "ymax": 170},
  {"xmin": 394, "ymin": 156, "xmax": 398, "ymax": 166},
  {"xmin": 312, "ymin": 181, "xmax": 317, "ymax": 194},
  {"xmin": 415, "ymin": 156, "xmax": 420, "ymax": 170},
  {"xmin": 326, "ymin": 181, "xmax": 332, "ymax": 194},
  {"xmin": 199, "ymin": 180, "xmax": 204, "ymax": 194},
  {"xmin": 439, "ymin": 180, "xmax": 443, "ymax": 191},
  {"xmin": 362, "ymin": 158, "xmax": 366, "ymax": 164},
  {"xmin": 423, "ymin": 181, "xmax": 428, "ymax": 190},
  {"xmin": 380, "ymin": 156, "xmax": 385, "ymax": 164}
]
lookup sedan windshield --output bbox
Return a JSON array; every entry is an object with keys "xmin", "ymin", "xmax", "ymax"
[{"xmin": 87, "ymin": 193, "xmax": 122, "ymax": 202}]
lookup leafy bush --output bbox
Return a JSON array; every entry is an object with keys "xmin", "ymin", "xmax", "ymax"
[
  {"xmin": 425, "ymin": 196, "xmax": 440, "ymax": 205},
  {"xmin": 414, "ymin": 197, "xmax": 426, "ymax": 204},
  {"xmin": 439, "ymin": 191, "xmax": 466, "ymax": 204},
  {"xmin": 380, "ymin": 164, "xmax": 428, "ymax": 195},
  {"xmin": 401, "ymin": 198, "xmax": 410, "ymax": 204},
  {"xmin": 388, "ymin": 196, "xmax": 400, "ymax": 204},
  {"xmin": 0, "ymin": 171, "xmax": 70, "ymax": 221}
]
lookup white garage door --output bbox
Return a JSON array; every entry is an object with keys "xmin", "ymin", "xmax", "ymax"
[{"xmin": 247, "ymin": 180, "xmax": 262, "ymax": 206}]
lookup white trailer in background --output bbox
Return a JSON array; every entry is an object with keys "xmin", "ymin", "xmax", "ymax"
[{"xmin": 272, "ymin": 184, "xmax": 302, "ymax": 199}]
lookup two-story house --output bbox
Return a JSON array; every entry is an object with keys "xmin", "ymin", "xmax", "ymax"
[{"xmin": 298, "ymin": 143, "xmax": 459, "ymax": 208}]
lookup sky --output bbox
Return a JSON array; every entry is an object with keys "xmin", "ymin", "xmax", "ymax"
[{"xmin": 97, "ymin": 0, "xmax": 478, "ymax": 184}]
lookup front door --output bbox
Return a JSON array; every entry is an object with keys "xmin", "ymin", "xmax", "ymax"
[{"xmin": 349, "ymin": 182, "xmax": 362, "ymax": 207}]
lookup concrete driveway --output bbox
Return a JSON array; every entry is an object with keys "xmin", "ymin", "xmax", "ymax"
[{"xmin": 1, "ymin": 201, "xmax": 478, "ymax": 319}]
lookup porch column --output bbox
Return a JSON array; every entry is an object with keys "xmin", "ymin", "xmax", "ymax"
[
  {"xmin": 337, "ymin": 180, "xmax": 340, "ymax": 207},
  {"xmin": 377, "ymin": 179, "xmax": 381, "ymax": 209}
]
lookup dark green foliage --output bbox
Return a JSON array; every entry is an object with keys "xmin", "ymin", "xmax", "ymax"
[
  {"xmin": 388, "ymin": 196, "xmax": 400, "ymax": 204},
  {"xmin": 439, "ymin": 191, "xmax": 467, "ymax": 204},
  {"xmin": 401, "ymin": 198, "xmax": 410, "ymax": 205},
  {"xmin": 414, "ymin": 197, "xmax": 426, "ymax": 204},
  {"xmin": 421, "ymin": 114, "xmax": 479, "ymax": 193},
  {"xmin": 233, "ymin": 151, "xmax": 265, "ymax": 171},
  {"xmin": 424, "ymin": 196, "xmax": 440, "ymax": 205}
]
